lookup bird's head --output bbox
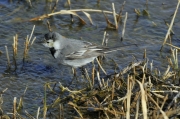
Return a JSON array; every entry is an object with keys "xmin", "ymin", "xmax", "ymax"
[{"xmin": 43, "ymin": 32, "xmax": 61, "ymax": 50}]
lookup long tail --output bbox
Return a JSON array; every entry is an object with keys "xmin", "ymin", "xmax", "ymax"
[{"xmin": 103, "ymin": 44, "xmax": 138, "ymax": 54}]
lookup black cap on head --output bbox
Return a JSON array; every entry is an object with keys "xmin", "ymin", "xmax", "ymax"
[{"xmin": 44, "ymin": 32, "xmax": 57, "ymax": 41}]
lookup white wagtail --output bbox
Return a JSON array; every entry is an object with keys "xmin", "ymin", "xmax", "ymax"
[{"xmin": 43, "ymin": 32, "xmax": 126, "ymax": 68}]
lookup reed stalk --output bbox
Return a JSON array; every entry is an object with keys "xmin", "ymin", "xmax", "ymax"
[
  {"xmin": 5, "ymin": 46, "xmax": 11, "ymax": 69},
  {"xmin": 160, "ymin": 0, "xmax": 180, "ymax": 51},
  {"xmin": 112, "ymin": 3, "xmax": 118, "ymax": 29},
  {"xmin": 121, "ymin": 12, "xmax": 128, "ymax": 41},
  {"xmin": 13, "ymin": 97, "xmax": 17, "ymax": 119}
]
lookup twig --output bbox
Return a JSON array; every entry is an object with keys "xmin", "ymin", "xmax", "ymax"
[
  {"xmin": 143, "ymin": 49, "xmax": 146, "ymax": 59},
  {"xmin": 160, "ymin": 0, "xmax": 180, "ymax": 51},
  {"xmin": 147, "ymin": 94, "xmax": 168, "ymax": 119},
  {"xmin": 28, "ymin": 0, "xmax": 32, "ymax": 7},
  {"xmin": 49, "ymin": 9, "xmax": 119, "ymax": 16},
  {"xmin": 51, "ymin": 0, "xmax": 59, "ymax": 13},
  {"xmin": 13, "ymin": 97, "xmax": 17, "ymax": 119},
  {"xmin": 29, "ymin": 25, "xmax": 35, "ymax": 43},
  {"xmin": 0, "ymin": 88, "xmax": 8, "ymax": 94},
  {"xmin": 112, "ymin": 3, "xmax": 118, "ymax": 29},
  {"xmin": 47, "ymin": 21, "xmax": 52, "ymax": 32},
  {"xmin": 73, "ymin": 107, "xmax": 83, "ymax": 118},
  {"xmin": 117, "ymin": 1, "xmax": 126, "ymax": 23},
  {"xmin": 165, "ymin": 43, "xmax": 180, "ymax": 50},
  {"xmin": 59, "ymin": 104, "xmax": 64, "ymax": 119},
  {"xmin": 25, "ymin": 110, "xmax": 35, "ymax": 119},
  {"xmin": 136, "ymin": 80, "xmax": 147, "ymax": 119},
  {"xmin": 91, "ymin": 66, "xmax": 95, "ymax": 86},
  {"xmin": 84, "ymin": 68, "xmax": 93, "ymax": 88},
  {"xmin": 5, "ymin": 45, "xmax": 11, "ymax": 69},
  {"xmin": 31, "ymin": 37, "xmax": 36, "ymax": 46},
  {"xmin": 164, "ymin": 20, "xmax": 175, "ymax": 35},
  {"xmin": 95, "ymin": 57, "xmax": 107, "ymax": 75},
  {"xmin": 36, "ymin": 107, "xmax": 40, "ymax": 119},
  {"xmin": 167, "ymin": 92, "xmax": 180, "ymax": 110},
  {"xmin": 121, "ymin": 12, "xmax": 128, "ymax": 41},
  {"xmin": 59, "ymin": 82, "xmax": 82, "ymax": 94},
  {"xmin": 126, "ymin": 75, "xmax": 132, "ymax": 119},
  {"xmin": 120, "ymin": 61, "xmax": 142, "ymax": 75},
  {"xmin": 102, "ymin": 95, "xmax": 127, "ymax": 106},
  {"xmin": 97, "ymin": 71, "xmax": 103, "ymax": 89}
]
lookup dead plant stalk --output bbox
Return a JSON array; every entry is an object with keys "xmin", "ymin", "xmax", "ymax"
[{"xmin": 160, "ymin": 0, "xmax": 180, "ymax": 50}]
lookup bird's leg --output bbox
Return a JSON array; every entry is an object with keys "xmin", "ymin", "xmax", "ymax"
[
  {"xmin": 81, "ymin": 66, "xmax": 86, "ymax": 76},
  {"xmin": 72, "ymin": 67, "xmax": 77, "ymax": 78},
  {"xmin": 67, "ymin": 67, "xmax": 78, "ymax": 87}
]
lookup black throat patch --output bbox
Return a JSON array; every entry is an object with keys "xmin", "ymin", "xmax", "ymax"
[{"xmin": 49, "ymin": 47, "xmax": 56, "ymax": 58}]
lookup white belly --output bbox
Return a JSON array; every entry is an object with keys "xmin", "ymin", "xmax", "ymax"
[{"xmin": 63, "ymin": 57, "xmax": 96, "ymax": 68}]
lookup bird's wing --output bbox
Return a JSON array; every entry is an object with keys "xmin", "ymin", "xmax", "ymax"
[{"xmin": 64, "ymin": 44, "xmax": 104, "ymax": 60}]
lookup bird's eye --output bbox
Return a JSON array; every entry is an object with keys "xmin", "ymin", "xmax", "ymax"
[{"xmin": 47, "ymin": 42, "xmax": 49, "ymax": 43}]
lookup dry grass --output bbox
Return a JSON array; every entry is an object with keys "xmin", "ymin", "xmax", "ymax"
[{"xmin": 1, "ymin": 0, "xmax": 180, "ymax": 118}]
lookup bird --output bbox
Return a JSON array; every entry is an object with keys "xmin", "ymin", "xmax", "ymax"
[{"xmin": 42, "ymin": 32, "xmax": 125, "ymax": 68}]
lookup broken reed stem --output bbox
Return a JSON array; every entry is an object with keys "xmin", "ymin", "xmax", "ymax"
[
  {"xmin": 164, "ymin": 21, "xmax": 175, "ymax": 34},
  {"xmin": 74, "ymin": 107, "xmax": 83, "ymax": 118},
  {"xmin": 165, "ymin": 43, "xmax": 180, "ymax": 50},
  {"xmin": 23, "ymin": 37, "xmax": 29, "ymax": 59},
  {"xmin": 97, "ymin": 71, "xmax": 103, "ymax": 89},
  {"xmin": 59, "ymin": 104, "xmax": 64, "ymax": 119},
  {"xmin": 160, "ymin": 94, "xmax": 168, "ymax": 109},
  {"xmin": 15, "ymin": 34, "xmax": 18, "ymax": 54},
  {"xmin": 112, "ymin": 3, "xmax": 118, "ymax": 29},
  {"xmin": 143, "ymin": 49, "xmax": 146, "ymax": 59},
  {"xmin": 23, "ymin": 25, "xmax": 36, "ymax": 59},
  {"xmin": 5, "ymin": 45, "xmax": 11, "ymax": 69},
  {"xmin": 102, "ymin": 31, "xmax": 106, "ymax": 45},
  {"xmin": 111, "ymin": 81, "xmax": 115, "ymax": 99},
  {"xmin": 29, "ymin": 25, "xmax": 35, "ymax": 43},
  {"xmin": 36, "ymin": 107, "xmax": 40, "ymax": 119},
  {"xmin": 121, "ymin": 12, "xmax": 128, "ymax": 41},
  {"xmin": 28, "ymin": 0, "xmax": 32, "ymax": 7},
  {"xmin": 25, "ymin": 110, "xmax": 34, "ymax": 118},
  {"xmin": 67, "ymin": 0, "xmax": 74, "ymax": 22},
  {"xmin": 31, "ymin": 37, "xmax": 36, "ymax": 45},
  {"xmin": 95, "ymin": 58, "xmax": 107, "ymax": 75},
  {"xmin": 13, "ymin": 97, "xmax": 17, "ymax": 119},
  {"xmin": 47, "ymin": 20, "xmax": 52, "ymax": 32},
  {"xmin": 136, "ymin": 80, "xmax": 147, "ymax": 119},
  {"xmin": 126, "ymin": 75, "xmax": 131, "ymax": 119},
  {"xmin": 13, "ymin": 34, "xmax": 18, "ymax": 55},
  {"xmin": 147, "ymin": 94, "xmax": 168, "ymax": 119},
  {"xmin": 84, "ymin": 68, "xmax": 93, "ymax": 88},
  {"xmin": 117, "ymin": 1, "xmax": 126, "ymax": 23},
  {"xmin": 12, "ymin": 35, "xmax": 18, "ymax": 70},
  {"xmin": 48, "ymin": 9, "xmax": 120, "ymax": 16},
  {"xmin": 1, "ymin": 88, "xmax": 8, "ymax": 94},
  {"xmin": 67, "ymin": 0, "xmax": 71, "ymax": 8},
  {"xmin": 135, "ymin": 96, "xmax": 140, "ymax": 119},
  {"xmin": 160, "ymin": 0, "xmax": 180, "ymax": 51},
  {"xmin": 91, "ymin": 66, "xmax": 95, "ymax": 86},
  {"xmin": 51, "ymin": 0, "xmax": 59, "ymax": 13},
  {"xmin": 105, "ymin": 33, "xmax": 109, "ymax": 46}
]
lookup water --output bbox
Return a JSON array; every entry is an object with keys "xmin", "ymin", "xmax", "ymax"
[{"xmin": 0, "ymin": 0, "xmax": 180, "ymax": 118}]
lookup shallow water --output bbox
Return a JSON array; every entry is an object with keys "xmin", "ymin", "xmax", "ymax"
[{"xmin": 0, "ymin": 0, "xmax": 180, "ymax": 117}]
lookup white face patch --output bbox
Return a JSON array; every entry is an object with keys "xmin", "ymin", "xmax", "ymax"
[
  {"xmin": 53, "ymin": 40, "xmax": 61, "ymax": 50},
  {"xmin": 43, "ymin": 39, "xmax": 54, "ymax": 48}
]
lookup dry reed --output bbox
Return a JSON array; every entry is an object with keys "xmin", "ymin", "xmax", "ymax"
[
  {"xmin": 160, "ymin": 0, "xmax": 180, "ymax": 51},
  {"xmin": 5, "ymin": 46, "xmax": 11, "ymax": 69}
]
